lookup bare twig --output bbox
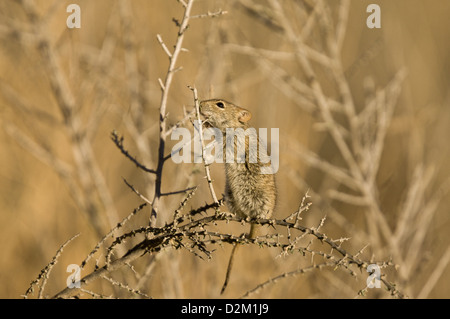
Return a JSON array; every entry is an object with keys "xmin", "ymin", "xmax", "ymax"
[
  {"xmin": 111, "ymin": 131, "xmax": 157, "ymax": 174},
  {"xmin": 189, "ymin": 85, "xmax": 219, "ymax": 204},
  {"xmin": 241, "ymin": 262, "xmax": 336, "ymax": 299},
  {"xmin": 151, "ymin": 0, "xmax": 195, "ymax": 226}
]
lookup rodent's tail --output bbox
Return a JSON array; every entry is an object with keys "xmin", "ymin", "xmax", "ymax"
[
  {"xmin": 248, "ymin": 223, "xmax": 257, "ymax": 239},
  {"xmin": 220, "ymin": 242, "xmax": 239, "ymax": 294},
  {"xmin": 220, "ymin": 224, "xmax": 257, "ymax": 294}
]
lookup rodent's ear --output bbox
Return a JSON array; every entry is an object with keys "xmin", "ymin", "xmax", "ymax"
[{"xmin": 238, "ymin": 110, "xmax": 252, "ymax": 123}]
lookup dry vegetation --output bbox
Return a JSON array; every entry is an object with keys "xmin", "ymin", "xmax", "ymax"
[{"xmin": 1, "ymin": 0, "xmax": 450, "ymax": 299}]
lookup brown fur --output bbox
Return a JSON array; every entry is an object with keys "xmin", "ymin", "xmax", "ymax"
[{"xmin": 199, "ymin": 99, "xmax": 276, "ymax": 220}]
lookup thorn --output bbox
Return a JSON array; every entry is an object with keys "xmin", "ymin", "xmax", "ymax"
[
  {"xmin": 158, "ymin": 78, "xmax": 165, "ymax": 90},
  {"xmin": 172, "ymin": 18, "xmax": 181, "ymax": 27}
]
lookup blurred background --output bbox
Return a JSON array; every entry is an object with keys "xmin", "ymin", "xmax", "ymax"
[{"xmin": 0, "ymin": 0, "xmax": 449, "ymax": 298}]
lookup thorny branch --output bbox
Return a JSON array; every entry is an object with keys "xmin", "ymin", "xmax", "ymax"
[{"xmin": 43, "ymin": 192, "xmax": 402, "ymax": 299}]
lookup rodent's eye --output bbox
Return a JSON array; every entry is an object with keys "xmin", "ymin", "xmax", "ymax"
[{"xmin": 216, "ymin": 102, "xmax": 225, "ymax": 108}]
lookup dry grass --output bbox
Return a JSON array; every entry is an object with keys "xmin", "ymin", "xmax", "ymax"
[{"xmin": 1, "ymin": 0, "xmax": 450, "ymax": 298}]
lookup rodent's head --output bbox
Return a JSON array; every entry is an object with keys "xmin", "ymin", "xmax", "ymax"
[{"xmin": 199, "ymin": 99, "xmax": 252, "ymax": 131}]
